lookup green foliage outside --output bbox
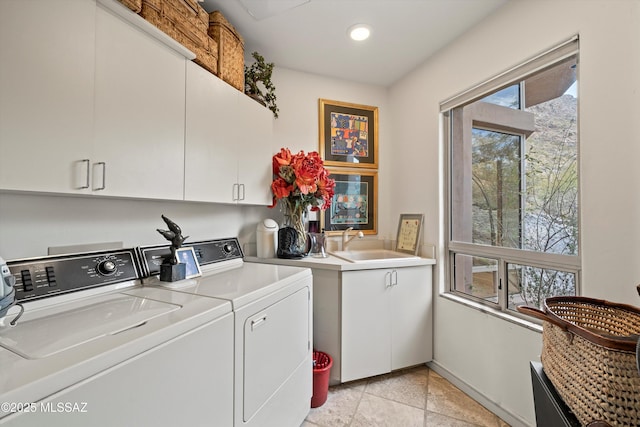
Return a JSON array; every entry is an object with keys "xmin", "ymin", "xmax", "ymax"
[{"xmin": 471, "ymin": 93, "xmax": 578, "ymax": 309}]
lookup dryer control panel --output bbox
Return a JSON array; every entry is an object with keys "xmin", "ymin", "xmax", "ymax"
[
  {"xmin": 193, "ymin": 238, "xmax": 243, "ymax": 265},
  {"xmin": 7, "ymin": 249, "xmax": 140, "ymax": 303}
]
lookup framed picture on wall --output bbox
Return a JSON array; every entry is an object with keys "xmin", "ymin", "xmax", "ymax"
[
  {"xmin": 321, "ymin": 169, "xmax": 377, "ymax": 235},
  {"xmin": 318, "ymin": 99, "xmax": 378, "ymax": 168}
]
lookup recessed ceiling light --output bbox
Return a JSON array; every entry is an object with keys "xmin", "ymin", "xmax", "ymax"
[{"xmin": 348, "ymin": 24, "xmax": 371, "ymax": 41}]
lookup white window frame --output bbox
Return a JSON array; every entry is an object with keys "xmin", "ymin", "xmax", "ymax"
[{"xmin": 442, "ymin": 36, "xmax": 581, "ymax": 319}]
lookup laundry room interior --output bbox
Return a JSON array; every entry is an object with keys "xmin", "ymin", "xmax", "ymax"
[{"xmin": 1, "ymin": 0, "xmax": 639, "ymax": 426}]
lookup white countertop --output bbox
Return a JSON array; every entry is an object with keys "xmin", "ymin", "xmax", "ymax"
[{"xmin": 245, "ymin": 254, "xmax": 435, "ymax": 271}]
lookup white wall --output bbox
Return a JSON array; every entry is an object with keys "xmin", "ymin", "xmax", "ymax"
[
  {"xmin": 270, "ymin": 68, "xmax": 393, "ymax": 239},
  {"xmin": 389, "ymin": 0, "xmax": 640, "ymax": 425},
  {"xmin": 0, "ymin": 192, "xmax": 262, "ymax": 258}
]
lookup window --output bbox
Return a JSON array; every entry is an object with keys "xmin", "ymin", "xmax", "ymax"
[{"xmin": 443, "ymin": 37, "xmax": 580, "ymax": 316}]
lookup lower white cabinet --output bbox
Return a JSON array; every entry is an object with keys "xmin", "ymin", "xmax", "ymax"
[
  {"xmin": 341, "ymin": 266, "xmax": 432, "ymax": 382},
  {"xmin": 310, "ymin": 264, "xmax": 433, "ymax": 384}
]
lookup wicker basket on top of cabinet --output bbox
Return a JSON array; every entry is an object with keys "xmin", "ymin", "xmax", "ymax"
[
  {"xmin": 117, "ymin": 0, "xmax": 142, "ymax": 13},
  {"xmin": 139, "ymin": 0, "xmax": 218, "ymax": 74},
  {"xmin": 208, "ymin": 11, "xmax": 244, "ymax": 91}
]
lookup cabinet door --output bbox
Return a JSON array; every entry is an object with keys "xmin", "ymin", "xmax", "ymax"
[
  {"xmin": 236, "ymin": 94, "xmax": 273, "ymax": 205},
  {"xmin": 185, "ymin": 62, "xmax": 273, "ymax": 205},
  {"xmin": 242, "ymin": 287, "xmax": 310, "ymax": 422},
  {"xmin": 390, "ymin": 266, "xmax": 432, "ymax": 369},
  {"xmin": 0, "ymin": 0, "xmax": 95, "ymax": 193},
  {"xmin": 93, "ymin": 5, "xmax": 186, "ymax": 200},
  {"xmin": 341, "ymin": 269, "xmax": 391, "ymax": 381},
  {"xmin": 184, "ymin": 61, "xmax": 239, "ymax": 203}
]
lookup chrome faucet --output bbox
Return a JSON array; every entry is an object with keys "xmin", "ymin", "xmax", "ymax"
[{"xmin": 342, "ymin": 227, "xmax": 364, "ymax": 251}]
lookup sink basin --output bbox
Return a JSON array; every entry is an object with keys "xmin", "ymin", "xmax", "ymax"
[{"xmin": 329, "ymin": 249, "xmax": 420, "ymax": 263}]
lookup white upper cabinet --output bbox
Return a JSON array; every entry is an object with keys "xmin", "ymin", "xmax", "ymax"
[
  {"xmin": 236, "ymin": 93, "xmax": 274, "ymax": 206},
  {"xmin": 93, "ymin": 4, "xmax": 187, "ymax": 200},
  {"xmin": 185, "ymin": 61, "xmax": 239, "ymax": 203},
  {"xmin": 0, "ymin": 0, "xmax": 96, "ymax": 194},
  {"xmin": 1, "ymin": 0, "xmax": 271, "ymax": 203},
  {"xmin": 185, "ymin": 61, "xmax": 273, "ymax": 205}
]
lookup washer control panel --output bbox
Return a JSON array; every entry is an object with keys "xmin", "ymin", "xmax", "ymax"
[
  {"xmin": 137, "ymin": 238, "xmax": 244, "ymax": 277},
  {"xmin": 7, "ymin": 249, "xmax": 139, "ymax": 303}
]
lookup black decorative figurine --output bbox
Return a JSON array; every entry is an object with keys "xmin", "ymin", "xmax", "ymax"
[{"xmin": 156, "ymin": 215, "xmax": 189, "ymax": 282}]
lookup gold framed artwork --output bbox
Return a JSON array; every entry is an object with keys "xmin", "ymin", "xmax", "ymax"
[
  {"xmin": 318, "ymin": 99, "xmax": 378, "ymax": 168},
  {"xmin": 395, "ymin": 214, "xmax": 424, "ymax": 255},
  {"xmin": 321, "ymin": 169, "xmax": 378, "ymax": 235}
]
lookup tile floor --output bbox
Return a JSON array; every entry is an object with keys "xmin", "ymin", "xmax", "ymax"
[{"xmin": 302, "ymin": 365, "xmax": 510, "ymax": 427}]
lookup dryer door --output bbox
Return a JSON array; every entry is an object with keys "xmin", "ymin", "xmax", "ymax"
[{"xmin": 243, "ymin": 286, "xmax": 309, "ymax": 421}]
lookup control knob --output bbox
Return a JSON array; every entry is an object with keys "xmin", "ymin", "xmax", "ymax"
[
  {"xmin": 223, "ymin": 243, "xmax": 234, "ymax": 254},
  {"xmin": 96, "ymin": 260, "xmax": 117, "ymax": 276}
]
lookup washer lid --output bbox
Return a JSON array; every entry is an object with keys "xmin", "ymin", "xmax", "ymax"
[{"xmin": 0, "ymin": 293, "xmax": 179, "ymax": 359}]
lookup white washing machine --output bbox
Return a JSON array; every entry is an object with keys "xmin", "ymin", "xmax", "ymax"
[
  {"xmin": 139, "ymin": 238, "xmax": 313, "ymax": 427},
  {"xmin": 0, "ymin": 248, "xmax": 234, "ymax": 427}
]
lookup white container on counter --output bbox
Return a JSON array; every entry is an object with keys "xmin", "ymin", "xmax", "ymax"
[{"xmin": 256, "ymin": 219, "xmax": 278, "ymax": 258}]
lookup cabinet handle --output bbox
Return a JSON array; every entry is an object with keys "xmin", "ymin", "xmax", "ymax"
[
  {"xmin": 79, "ymin": 159, "xmax": 90, "ymax": 189},
  {"xmin": 391, "ymin": 270, "xmax": 398, "ymax": 286},
  {"xmin": 239, "ymin": 183, "xmax": 245, "ymax": 201},
  {"xmin": 94, "ymin": 162, "xmax": 106, "ymax": 191},
  {"xmin": 251, "ymin": 315, "xmax": 267, "ymax": 331},
  {"xmin": 385, "ymin": 271, "xmax": 392, "ymax": 288},
  {"xmin": 232, "ymin": 183, "xmax": 239, "ymax": 201}
]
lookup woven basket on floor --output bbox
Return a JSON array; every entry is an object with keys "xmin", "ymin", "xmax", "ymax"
[{"xmin": 519, "ymin": 297, "xmax": 640, "ymax": 426}]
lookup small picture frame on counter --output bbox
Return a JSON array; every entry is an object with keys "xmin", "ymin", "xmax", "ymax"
[
  {"xmin": 176, "ymin": 247, "xmax": 202, "ymax": 279},
  {"xmin": 395, "ymin": 214, "xmax": 424, "ymax": 256}
]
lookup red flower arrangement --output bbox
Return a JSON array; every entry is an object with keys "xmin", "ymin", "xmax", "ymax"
[{"xmin": 269, "ymin": 148, "xmax": 335, "ymax": 212}]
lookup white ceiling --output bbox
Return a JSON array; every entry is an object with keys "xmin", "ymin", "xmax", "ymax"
[{"xmin": 199, "ymin": 0, "xmax": 508, "ymax": 87}]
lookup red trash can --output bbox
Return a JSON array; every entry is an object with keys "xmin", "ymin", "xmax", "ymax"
[{"xmin": 311, "ymin": 350, "xmax": 333, "ymax": 408}]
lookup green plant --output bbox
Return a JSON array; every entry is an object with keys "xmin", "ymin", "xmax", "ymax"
[{"xmin": 244, "ymin": 51, "xmax": 279, "ymax": 118}]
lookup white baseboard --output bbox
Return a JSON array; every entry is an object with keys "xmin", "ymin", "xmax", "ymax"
[{"xmin": 427, "ymin": 361, "xmax": 533, "ymax": 427}]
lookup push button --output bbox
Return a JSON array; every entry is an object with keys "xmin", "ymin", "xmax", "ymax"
[
  {"xmin": 45, "ymin": 266, "xmax": 57, "ymax": 286},
  {"xmin": 21, "ymin": 270, "xmax": 33, "ymax": 292}
]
